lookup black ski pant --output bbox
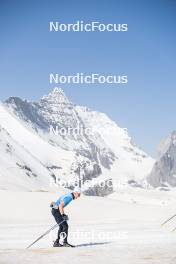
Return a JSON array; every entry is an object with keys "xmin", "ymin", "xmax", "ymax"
[{"xmin": 51, "ymin": 208, "xmax": 68, "ymax": 243}]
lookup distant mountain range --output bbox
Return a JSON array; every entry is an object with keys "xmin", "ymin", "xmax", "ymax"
[{"xmin": 0, "ymin": 88, "xmax": 154, "ymax": 194}]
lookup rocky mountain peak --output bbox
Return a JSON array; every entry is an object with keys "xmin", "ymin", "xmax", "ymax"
[
  {"xmin": 148, "ymin": 130, "xmax": 176, "ymax": 188},
  {"xmin": 171, "ymin": 131, "xmax": 176, "ymax": 143},
  {"xmin": 157, "ymin": 131, "xmax": 176, "ymax": 159},
  {"xmin": 41, "ymin": 87, "xmax": 70, "ymax": 105}
]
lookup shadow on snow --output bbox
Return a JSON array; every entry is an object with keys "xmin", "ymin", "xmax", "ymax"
[{"xmin": 76, "ymin": 241, "xmax": 111, "ymax": 248}]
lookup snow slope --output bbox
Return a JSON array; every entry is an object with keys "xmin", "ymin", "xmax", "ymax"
[
  {"xmin": 0, "ymin": 125, "xmax": 50, "ymax": 191},
  {"xmin": 0, "ymin": 102, "xmax": 77, "ymax": 190},
  {"xmin": 0, "ymin": 189, "xmax": 176, "ymax": 264},
  {"xmin": 76, "ymin": 106, "xmax": 154, "ymax": 185}
]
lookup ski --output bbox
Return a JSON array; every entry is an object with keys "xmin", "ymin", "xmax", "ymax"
[
  {"xmin": 62, "ymin": 244, "xmax": 75, "ymax": 248},
  {"xmin": 161, "ymin": 213, "xmax": 176, "ymax": 226}
]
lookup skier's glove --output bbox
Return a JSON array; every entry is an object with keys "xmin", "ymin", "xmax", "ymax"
[
  {"xmin": 62, "ymin": 214, "xmax": 69, "ymax": 221},
  {"xmin": 50, "ymin": 202, "xmax": 54, "ymax": 208}
]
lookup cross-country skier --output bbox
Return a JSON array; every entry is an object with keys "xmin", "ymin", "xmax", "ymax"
[{"xmin": 51, "ymin": 187, "xmax": 81, "ymax": 247}]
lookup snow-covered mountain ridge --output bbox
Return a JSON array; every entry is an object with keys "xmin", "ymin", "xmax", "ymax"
[{"xmin": 0, "ymin": 88, "xmax": 154, "ymax": 193}]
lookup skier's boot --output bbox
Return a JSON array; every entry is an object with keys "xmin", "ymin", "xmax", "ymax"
[
  {"xmin": 53, "ymin": 240, "xmax": 63, "ymax": 247},
  {"xmin": 62, "ymin": 242, "xmax": 75, "ymax": 248}
]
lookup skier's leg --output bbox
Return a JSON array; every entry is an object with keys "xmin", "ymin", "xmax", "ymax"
[
  {"xmin": 51, "ymin": 208, "xmax": 63, "ymax": 244},
  {"xmin": 61, "ymin": 221, "xmax": 68, "ymax": 243},
  {"xmin": 58, "ymin": 225, "xmax": 63, "ymax": 242}
]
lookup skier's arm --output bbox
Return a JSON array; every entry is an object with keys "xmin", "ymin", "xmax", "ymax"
[{"xmin": 59, "ymin": 200, "xmax": 65, "ymax": 215}]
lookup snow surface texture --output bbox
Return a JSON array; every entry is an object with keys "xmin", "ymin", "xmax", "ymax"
[
  {"xmin": 0, "ymin": 189, "xmax": 176, "ymax": 264},
  {"xmin": 1, "ymin": 88, "xmax": 154, "ymax": 193}
]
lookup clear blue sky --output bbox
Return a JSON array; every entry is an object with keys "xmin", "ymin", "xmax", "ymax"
[{"xmin": 0, "ymin": 0, "xmax": 176, "ymax": 157}]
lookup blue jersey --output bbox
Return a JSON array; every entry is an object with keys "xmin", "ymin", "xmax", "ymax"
[{"xmin": 54, "ymin": 193, "xmax": 73, "ymax": 208}]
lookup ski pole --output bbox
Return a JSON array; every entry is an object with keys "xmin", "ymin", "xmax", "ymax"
[
  {"xmin": 161, "ymin": 213, "xmax": 176, "ymax": 227},
  {"xmin": 26, "ymin": 219, "xmax": 65, "ymax": 249},
  {"xmin": 171, "ymin": 226, "xmax": 176, "ymax": 232}
]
